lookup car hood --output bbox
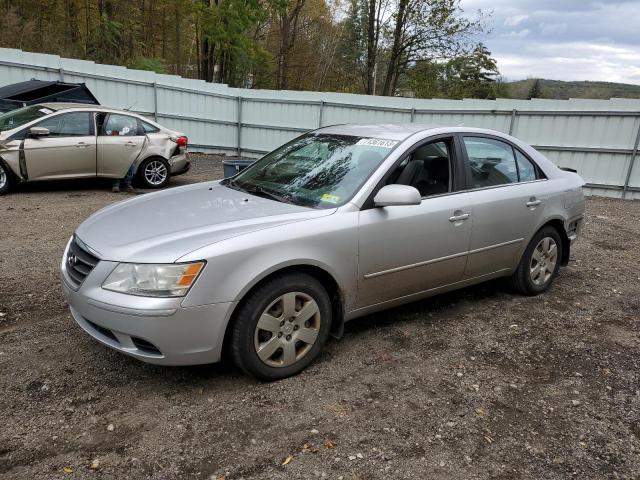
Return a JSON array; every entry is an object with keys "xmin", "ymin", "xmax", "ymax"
[{"xmin": 76, "ymin": 181, "xmax": 334, "ymax": 263}]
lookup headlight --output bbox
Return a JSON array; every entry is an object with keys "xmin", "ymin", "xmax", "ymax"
[{"xmin": 102, "ymin": 262, "xmax": 205, "ymax": 297}]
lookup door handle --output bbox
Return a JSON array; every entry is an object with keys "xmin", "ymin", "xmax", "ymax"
[
  {"xmin": 75, "ymin": 142, "xmax": 90, "ymax": 148},
  {"xmin": 449, "ymin": 213, "xmax": 470, "ymax": 222},
  {"xmin": 526, "ymin": 198, "xmax": 542, "ymax": 208},
  {"xmin": 124, "ymin": 141, "xmax": 137, "ymax": 147}
]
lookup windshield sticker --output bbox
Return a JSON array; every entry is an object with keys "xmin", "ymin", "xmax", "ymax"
[
  {"xmin": 39, "ymin": 108, "xmax": 54, "ymax": 115},
  {"xmin": 321, "ymin": 193, "xmax": 340, "ymax": 204},
  {"xmin": 356, "ymin": 138, "xmax": 398, "ymax": 148}
]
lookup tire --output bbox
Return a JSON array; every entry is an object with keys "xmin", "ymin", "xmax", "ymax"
[
  {"xmin": 0, "ymin": 161, "xmax": 12, "ymax": 195},
  {"xmin": 509, "ymin": 226, "xmax": 563, "ymax": 296},
  {"xmin": 138, "ymin": 157, "xmax": 171, "ymax": 189},
  {"xmin": 230, "ymin": 273, "xmax": 332, "ymax": 381}
]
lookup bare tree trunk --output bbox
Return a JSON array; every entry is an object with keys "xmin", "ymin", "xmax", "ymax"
[
  {"xmin": 382, "ymin": 0, "xmax": 408, "ymax": 96},
  {"xmin": 365, "ymin": 0, "xmax": 376, "ymax": 95},
  {"xmin": 174, "ymin": 1, "xmax": 181, "ymax": 75},
  {"xmin": 276, "ymin": 0, "xmax": 305, "ymax": 90}
]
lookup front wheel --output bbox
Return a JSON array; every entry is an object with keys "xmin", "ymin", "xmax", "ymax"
[
  {"xmin": 230, "ymin": 273, "xmax": 332, "ymax": 381},
  {"xmin": 0, "ymin": 162, "xmax": 12, "ymax": 195},
  {"xmin": 138, "ymin": 157, "xmax": 170, "ymax": 189},
  {"xmin": 509, "ymin": 226, "xmax": 563, "ymax": 296}
]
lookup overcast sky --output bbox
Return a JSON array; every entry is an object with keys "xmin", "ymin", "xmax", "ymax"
[{"xmin": 459, "ymin": 0, "xmax": 640, "ymax": 84}]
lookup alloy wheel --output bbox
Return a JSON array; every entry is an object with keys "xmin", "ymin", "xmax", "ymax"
[
  {"xmin": 0, "ymin": 168, "xmax": 6, "ymax": 190},
  {"xmin": 254, "ymin": 292, "xmax": 321, "ymax": 368},
  {"xmin": 530, "ymin": 237, "xmax": 558, "ymax": 286},
  {"xmin": 144, "ymin": 160, "xmax": 168, "ymax": 186}
]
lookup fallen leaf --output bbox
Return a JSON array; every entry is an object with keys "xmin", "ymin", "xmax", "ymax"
[
  {"xmin": 63, "ymin": 466, "xmax": 73, "ymax": 474},
  {"xmin": 483, "ymin": 435, "xmax": 493, "ymax": 444},
  {"xmin": 282, "ymin": 455, "xmax": 293, "ymax": 465},
  {"xmin": 324, "ymin": 440, "xmax": 337, "ymax": 449},
  {"xmin": 475, "ymin": 408, "xmax": 485, "ymax": 416}
]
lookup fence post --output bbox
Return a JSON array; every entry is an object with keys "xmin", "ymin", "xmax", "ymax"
[
  {"xmin": 58, "ymin": 67, "xmax": 65, "ymax": 82},
  {"xmin": 318, "ymin": 100, "xmax": 325, "ymax": 128},
  {"xmin": 237, "ymin": 96, "xmax": 243, "ymax": 156},
  {"xmin": 152, "ymin": 82, "xmax": 158, "ymax": 121},
  {"xmin": 509, "ymin": 109, "xmax": 517, "ymax": 135},
  {"xmin": 622, "ymin": 118, "xmax": 640, "ymax": 199},
  {"xmin": 410, "ymin": 108, "xmax": 416, "ymax": 123}
]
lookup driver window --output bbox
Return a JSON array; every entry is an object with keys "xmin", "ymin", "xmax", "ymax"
[
  {"xmin": 388, "ymin": 140, "xmax": 452, "ymax": 197},
  {"xmin": 35, "ymin": 112, "xmax": 92, "ymax": 137}
]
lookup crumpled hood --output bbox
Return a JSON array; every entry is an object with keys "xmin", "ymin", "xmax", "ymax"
[{"xmin": 76, "ymin": 181, "xmax": 333, "ymax": 263}]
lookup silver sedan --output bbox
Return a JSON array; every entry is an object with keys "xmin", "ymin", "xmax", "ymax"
[
  {"xmin": 61, "ymin": 124, "xmax": 585, "ymax": 380},
  {"xmin": 0, "ymin": 103, "xmax": 189, "ymax": 194}
]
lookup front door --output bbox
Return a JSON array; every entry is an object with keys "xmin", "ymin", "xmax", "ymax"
[
  {"xmin": 22, "ymin": 111, "xmax": 96, "ymax": 180},
  {"xmin": 356, "ymin": 137, "xmax": 472, "ymax": 308},
  {"xmin": 96, "ymin": 113, "xmax": 146, "ymax": 178}
]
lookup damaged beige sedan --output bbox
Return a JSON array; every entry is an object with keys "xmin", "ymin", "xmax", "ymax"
[{"xmin": 0, "ymin": 103, "xmax": 189, "ymax": 194}]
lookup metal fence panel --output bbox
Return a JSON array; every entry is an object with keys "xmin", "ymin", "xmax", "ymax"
[{"xmin": 1, "ymin": 47, "xmax": 640, "ymax": 198}]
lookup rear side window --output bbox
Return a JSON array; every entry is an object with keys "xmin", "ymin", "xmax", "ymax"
[
  {"xmin": 139, "ymin": 119, "xmax": 160, "ymax": 134},
  {"xmin": 101, "ymin": 114, "xmax": 139, "ymax": 137},
  {"xmin": 514, "ymin": 149, "xmax": 540, "ymax": 182},
  {"xmin": 35, "ymin": 112, "xmax": 92, "ymax": 137},
  {"xmin": 463, "ymin": 137, "xmax": 518, "ymax": 188}
]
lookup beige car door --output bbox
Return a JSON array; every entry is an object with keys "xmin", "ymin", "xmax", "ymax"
[
  {"xmin": 22, "ymin": 111, "xmax": 96, "ymax": 180},
  {"xmin": 96, "ymin": 113, "xmax": 146, "ymax": 178}
]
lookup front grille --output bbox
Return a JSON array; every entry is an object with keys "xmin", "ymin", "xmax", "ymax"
[{"xmin": 65, "ymin": 238, "xmax": 99, "ymax": 287}]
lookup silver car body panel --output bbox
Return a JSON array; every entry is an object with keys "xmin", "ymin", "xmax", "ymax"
[
  {"xmin": 62, "ymin": 124, "xmax": 586, "ymax": 365},
  {"xmin": 0, "ymin": 103, "xmax": 187, "ymax": 181}
]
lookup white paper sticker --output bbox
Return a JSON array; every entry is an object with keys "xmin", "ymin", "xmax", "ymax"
[
  {"xmin": 39, "ymin": 108, "xmax": 53, "ymax": 115},
  {"xmin": 356, "ymin": 138, "xmax": 398, "ymax": 148}
]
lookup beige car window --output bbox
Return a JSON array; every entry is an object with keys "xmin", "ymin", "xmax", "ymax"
[
  {"xmin": 102, "ymin": 114, "xmax": 139, "ymax": 137},
  {"xmin": 36, "ymin": 112, "xmax": 92, "ymax": 137}
]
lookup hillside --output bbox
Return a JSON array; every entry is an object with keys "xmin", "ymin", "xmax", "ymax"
[{"xmin": 504, "ymin": 79, "xmax": 640, "ymax": 100}]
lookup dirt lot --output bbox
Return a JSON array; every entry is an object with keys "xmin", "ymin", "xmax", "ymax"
[{"xmin": 1, "ymin": 154, "xmax": 639, "ymax": 480}]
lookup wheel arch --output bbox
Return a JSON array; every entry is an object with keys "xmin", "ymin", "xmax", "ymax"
[
  {"xmin": 221, "ymin": 263, "xmax": 345, "ymax": 360},
  {"xmin": 536, "ymin": 218, "xmax": 571, "ymax": 266},
  {"xmin": 0, "ymin": 155, "xmax": 19, "ymax": 188}
]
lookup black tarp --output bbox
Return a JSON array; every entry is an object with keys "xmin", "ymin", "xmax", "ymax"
[{"xmin": 0, "ymin": 79, "xmax": 99, "ymax": 112}]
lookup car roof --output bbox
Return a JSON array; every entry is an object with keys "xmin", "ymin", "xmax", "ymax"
[{"xmin": 314, "ymin": 123, "xmax": 440, "ymax": 141}]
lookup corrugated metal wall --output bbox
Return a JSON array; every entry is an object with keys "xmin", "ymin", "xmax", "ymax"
[{"xmin": 1, "ymin": 48, "xmax": 639, "ymax": 199}]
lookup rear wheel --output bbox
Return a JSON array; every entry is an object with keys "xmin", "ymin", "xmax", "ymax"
[
  {"xmin": 138, "ymin": 157, "xmax": 170, "ymax": 189},
  {"xmin": 230, "ymin": 273, "xmax": 332, "ymax": 381},
  {"xmin": 510, "ymin": 226, "xmax": 563, "ymax": 295},
  {"xmin": 0, "ymin": 162, "xmax": 12, "ymax": 195}
]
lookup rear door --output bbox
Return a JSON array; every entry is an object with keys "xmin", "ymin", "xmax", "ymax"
[
  {"xmin": 22, "ymin": 111, "xmax": 96, "ymax": 180},
  {"xmin": 96, "ymin": 113, "xmax": 146, "ymax": 178},
  {"xmin": 460, "ymin": 135, "xmax": 549, "ymax": 280}
]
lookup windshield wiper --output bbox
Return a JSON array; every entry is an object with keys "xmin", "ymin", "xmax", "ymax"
[{"xmin": 243, "ymin": 184, "xmax": 294, "ymax": 204}]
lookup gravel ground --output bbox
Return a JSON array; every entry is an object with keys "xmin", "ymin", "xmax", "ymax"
[{"xmin": 0, "ymin": 154, "xmax": 639, "ymax": 480}]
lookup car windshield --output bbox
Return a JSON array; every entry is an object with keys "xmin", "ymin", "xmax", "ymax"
[
  {"xmin": 0, "ymin": 105, "xmax": 54, "ymax": 132},
  {"xmin": 224, "ymin": 133, "xmax": 397, "ymax": 209}
]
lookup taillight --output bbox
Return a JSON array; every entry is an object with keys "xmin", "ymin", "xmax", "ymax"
[{"xmin": 176, "ymin": 136, "xmax": 188, "ymax": 148}]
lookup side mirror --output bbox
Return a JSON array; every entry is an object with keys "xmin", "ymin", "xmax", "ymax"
[
  {"xmin": 373, "ymin": 184, "xmax": 422, "ymax": 207},
  {"xmin": 29, "ymin": 127, "xmax": 50, "ymax": 137}
]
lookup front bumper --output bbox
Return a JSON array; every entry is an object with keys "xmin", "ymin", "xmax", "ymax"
[{"xmin": 61, "ymin": 245, "xmax": 235, "ymax": 366}]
